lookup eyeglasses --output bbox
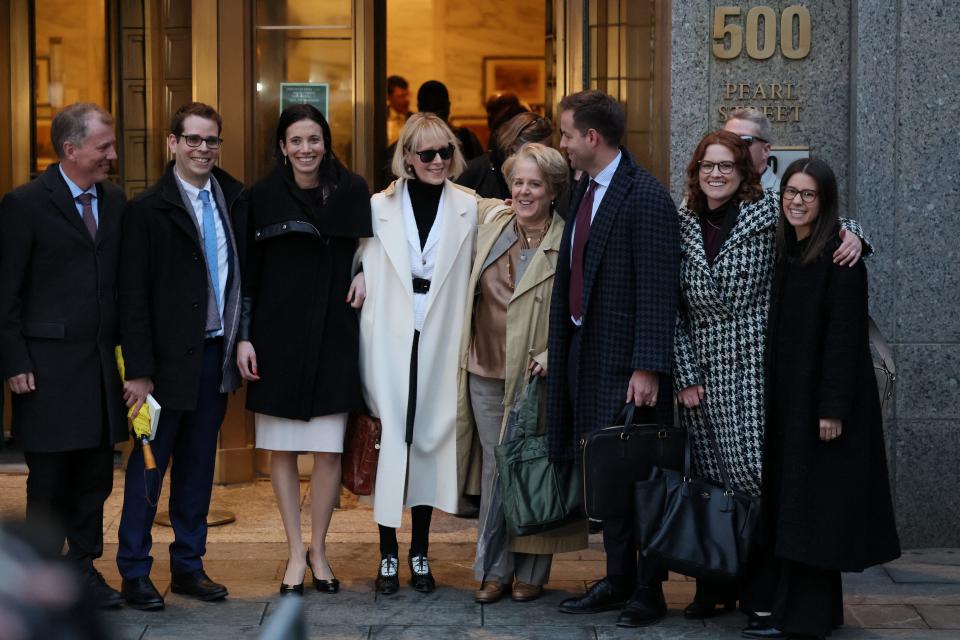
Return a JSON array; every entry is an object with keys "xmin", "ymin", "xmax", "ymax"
[
  {"xmin": 178, "ymin": 134, "xmax": 223, "ymax": 149},
  {"xmin": 782, "ymin": 187, "xmax": 818, "ymax": 203},
  {"xmin": 698, "ymin": 160, "xmax": 736, "ymax": 175},
  {"xmin": 739, "ymin": 134, "xmax": 769, "ymax": 145},
  {"xmin": 413, "ymin": 144, "xmax": 454, "ymax": 163}
]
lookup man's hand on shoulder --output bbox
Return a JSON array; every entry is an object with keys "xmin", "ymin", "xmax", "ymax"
[
  {"xmin": 8, "ymin": 372, "xmax": 36, "ymax": 394},
  {"xmin": 626, "ymin": 369, "xmax": 659, "ymax": 407},
  {"xmin": 123, "ymin": 377, "xmax": 154, "ymax": 416}
]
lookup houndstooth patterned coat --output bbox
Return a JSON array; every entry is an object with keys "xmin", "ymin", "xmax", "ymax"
[
  {"xmin": 675, "ymin": 192, "xmax": 867, "ymax": 496},
  {"xmin": 547, "ymin": 151, "xmax": 680, "ymax": 462}
]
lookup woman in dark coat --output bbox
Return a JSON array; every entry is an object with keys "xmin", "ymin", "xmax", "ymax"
[
  {"xmin": 237, "ymin": 104, "xmax": 372, "ymax": 595},
  {"xmin": 759, "ymin": 158, "xmax": 899, "ymax": 638}
]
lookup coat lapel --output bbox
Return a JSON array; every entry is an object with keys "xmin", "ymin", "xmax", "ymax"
[
  {"xmin": 424, "ymin": 181, "xmax": 472, "ymax": 319},
  {"xmin": 160, "ymin": 171, "xmax": 203, "ymax": 249},
  {"xmin": 376, "ymin": 182, "xmax": 414, "ymax": 303},
  {"xmin": 512, "ymin": 213, "xmax": 563, "ymax": 301},
  {"xmin": 714, "ymin": 196, "xmax": 777, "ymax": 263},
  {"xmin": 581, "ymin": 155, "xmax": 634, "ymax": 317},
  {"xmin": 42, "ymin": 165, "xmax": 93, "ymax": 244}
]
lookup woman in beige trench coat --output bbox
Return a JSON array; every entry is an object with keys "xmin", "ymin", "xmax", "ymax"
[{"xmin": 456, "ymin": 143, "xmax": 588, "ymax": 605}]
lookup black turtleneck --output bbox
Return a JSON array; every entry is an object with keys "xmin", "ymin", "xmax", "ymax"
[
  {"xmin": 407, "ymin": 179, "xmax": 443, "ymax": 249},
  {"xmin": 700, "ymin": 197, "xmax": 740, "ymax": 265}
]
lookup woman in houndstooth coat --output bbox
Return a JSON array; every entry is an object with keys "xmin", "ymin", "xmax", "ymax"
[{"xmin": 673, "ymin": 131, "xmax": 867, "ymax": 618}]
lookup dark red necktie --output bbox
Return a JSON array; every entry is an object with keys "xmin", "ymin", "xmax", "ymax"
[
  {"xmin": 77, "ymin": 193, "xmax": 97, "ymax": 239},
  {"xmin": 569, "ymin": 179, "xmax": 598, "ymax": 320}
]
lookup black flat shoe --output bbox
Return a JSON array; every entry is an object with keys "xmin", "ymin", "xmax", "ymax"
[
  {"xmin": 408, "ymin": 553, "xmax": 435, "ymax": 593},
  {"xmin": 279, "ymin": 553, "xmax": 306, "ymax": 596},
  {"xmin": 308, "ymin": 549, "xmax": 339, "ymax": 594},
  {"xmin": 121, "ymin": 575, "xmax": 165, "ymax": 611},
  {"xmin": 558, "ymin": 577, "xmax": 630, "ymax": 614},
  {"xmin": 742, "ymin": 613, "xmax": 785, "ymax": 638},
  {"xmin": 375, "ymin": 554, "xmax": 399, "ymax": 595},
  {"xmin": 684, "ymin": 597, "xmax": 737, "ymax": 619}
]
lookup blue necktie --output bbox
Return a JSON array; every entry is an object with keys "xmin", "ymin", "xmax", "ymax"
[{"xmin": 198, "ymin": 189, "xmax": 221, "ymax": 315}]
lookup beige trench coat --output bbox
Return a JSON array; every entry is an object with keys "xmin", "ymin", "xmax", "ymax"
[
  {"xmin": 359, "ymin": 178, "xmax": 482, "ymax": 528},
  {"xmin": 456, "ymin": 210, "xmax": 588, "ymax": 555}
]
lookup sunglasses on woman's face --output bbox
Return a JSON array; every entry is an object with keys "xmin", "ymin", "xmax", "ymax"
[{"xmin": 414, "ymin": 144, "xmax": 454, "ymax": 163}]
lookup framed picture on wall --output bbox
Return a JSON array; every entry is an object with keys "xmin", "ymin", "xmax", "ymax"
[{"xmin": 482, "ymin": 57, "xmax": 545, "ymax": 112}]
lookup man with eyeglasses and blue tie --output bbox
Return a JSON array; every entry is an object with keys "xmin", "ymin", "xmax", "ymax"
[
  {"xmin": 116, "ymin": 102, "xmax": 245, "ymax": 610},
  {"xmin": 0, "ymin": 102, "xmax": 127, "ymax": 609}
]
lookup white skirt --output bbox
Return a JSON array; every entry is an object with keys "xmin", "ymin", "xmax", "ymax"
[{"xmin": 255, "ymin": 412, "xmax": 348, "ymax": 453}]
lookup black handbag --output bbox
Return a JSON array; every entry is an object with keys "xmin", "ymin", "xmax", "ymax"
[
  {"xmin": 634, "ymin": 401, "xmax": 760, "ymax": 579},
  {"xmin": 581, "ymin": 404, "xmax": 685, "ymax": 520},
  {"xmin": 495, "ymin": 377, "xmax": 583, "ymax": 536}
]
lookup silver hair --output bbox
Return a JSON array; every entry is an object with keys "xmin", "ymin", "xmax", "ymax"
[
  {"xmin": 50, "ymin": 103, "xmax": 113, "ymax": 158},
  {"xmin": 727, "ymin": 107, "xmax": 774, "ymax": 144}
]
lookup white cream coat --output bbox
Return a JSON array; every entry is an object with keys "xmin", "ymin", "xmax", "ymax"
[{"xmin": 358, "ymin": 178, "xmax": 479, "ymax": 527}]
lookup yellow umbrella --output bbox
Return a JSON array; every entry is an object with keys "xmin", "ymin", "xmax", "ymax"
[{"xmin": 115, "ymin": 346, "xmax": 156, "ymax": 471}]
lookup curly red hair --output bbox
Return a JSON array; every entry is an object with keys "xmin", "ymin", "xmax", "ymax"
[{"xmin": 684, "ymin": 130, "xmax": 762, "ymax": 214}]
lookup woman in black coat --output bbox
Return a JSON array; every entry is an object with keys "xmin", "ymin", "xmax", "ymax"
[
  {"xmin": 758, "ymin": 158, "xmax": 899, "ymax": 638},
  {"xmin": 237, "ymin": 104, "xmax": 372, "ymax": 595}
]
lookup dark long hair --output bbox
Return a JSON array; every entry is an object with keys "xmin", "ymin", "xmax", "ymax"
[
  {"xmin": 275, "ymin": 104, "xmax": 338, "ymax": 183},
  {"xmin": 776, "ymin": 158, "xmax": 840, "ymax": 266},
  {"xmin": 684, "ymin": 130, "xmax": 762, "ymax": 215}
]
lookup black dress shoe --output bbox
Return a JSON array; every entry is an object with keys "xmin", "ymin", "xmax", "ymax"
[
  {"xmin": 742, "ymin": 613, "xmax": 785, "ymax": 638},
  {"xmin": 616, "ymin": 585, "xmax": 667, "ymax": 627},
  {"xmin": 83, "ymin": 569, "xmax": 124, "ymax": 609},
  {"xmin": 684, "ymin": 597, "xmax": 737, "ymax": 619},
  {"xmin": 308, "ymin": 549, "xmax": 339, "ymax": 594},
  {"xmin": 170, "ymin": 569, "xmax": 228, "ymax": 601},
  {"xmin": 121, "ymin": 576, "xmax": 165, "ymax": 611},
  {"xmin": 408, "ymin": 553, "xmax": 436, "ymax": 593},
  {"xmin": 558, "ymin": 577, "xmax": 630, "ymax": 614},
  {"xmin": 375, "ymin": 554, "xmax": 399, "ymax": 595}
]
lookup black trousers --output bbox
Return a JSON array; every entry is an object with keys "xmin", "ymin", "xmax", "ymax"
[
  {"xmin": 378, "ymin": 505, "xmax": 433, "ymax": 557},
  {"xmin": 567, "ymin": 325, "xmax": 666, "ymax": 591},
  {"xmin": 24, "ymin": 444, "xmax": 114, "ymax": 572}
]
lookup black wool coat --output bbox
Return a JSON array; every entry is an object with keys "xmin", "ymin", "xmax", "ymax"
[
  {"xmin": 765, "ymin": 235, "xmax": 900, "ymax": 572},
  {"xmin": 546, "ymin": 151, "xmax": 680, "ymax": 462},
  {"xmin": 241, "ymin": 161, "xmax": 372, "ymax": 420},
  {"xmin": 0, "ymin": 165, "xmax": 127, "ymax": 452},
  {"xmin": 119, "ymin": 163, "xmax": 245, "ymax": 411}
]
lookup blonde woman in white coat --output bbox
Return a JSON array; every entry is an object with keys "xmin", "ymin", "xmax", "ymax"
[{"xmin": 354, "ymin": 113, "xmax": 479, "ymax": 595}]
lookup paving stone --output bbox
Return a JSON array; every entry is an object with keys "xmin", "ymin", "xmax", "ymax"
[
  {"xmin": 299, "ymin": 597, "xmax": 480, "ymax": 626},
  {"xmin": 601, "ymin": 612, "xmax": 714, "ymax": 638},
  {"xmin": 838, "ymin": 630, "xmax": 960, "ymax": 639},
  {"xmin": 885, "ymin": 563, "xmax": 960, "ymax": 584},
  {"xmin": 844, "ymin": 604, "xmax": 928, "ymax": 629},
  {"xmin": 372, "ymin": 625, "xmax": 596, "ymax": 639},
  {"xmin": 480, "ymin": 590, "xmax": 619, "ymax": 627},
  {"xmin": 898, "ymin": 550, "xmax": 960, "ymax": 567},
  {"xmin": 139, "ymin": 624, "xmax": 264, "ymax": 638},
  {"xmin": 105, "ymin": 598, "xmax": 268, "ymax": 626},
  {"xmin": 916, "ymin": 605, "xmax": 960, "ymax": 629},
  {"xmin": 843, "ymin": 582, "xmax": 960, "ymax": 606},
  {"xmin": 302, "ymin": 625, "xmax": 371, "ymax": 639},
  {"xmin": 107, "ymin": 623, "xmax": 148, "ymax": 640}
]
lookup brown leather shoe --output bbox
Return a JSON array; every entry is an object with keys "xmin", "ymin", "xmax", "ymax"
[
  {"xmin": 474, "ymin": 581, "xmax": 509, "ymax": 603},
  {"xmin": 511, "ymin": 581, "xmax": 543, "ymax": 602}
]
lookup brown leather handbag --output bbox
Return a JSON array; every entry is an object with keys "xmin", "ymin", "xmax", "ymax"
[{"xmin": 341, "ymin": 414, "xmax": 381, "ymax": 496}]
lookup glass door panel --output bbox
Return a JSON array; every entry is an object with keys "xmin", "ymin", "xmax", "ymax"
[{"xmin": 253, "ymin": 0, "xmax": 354, "ymax": 180}]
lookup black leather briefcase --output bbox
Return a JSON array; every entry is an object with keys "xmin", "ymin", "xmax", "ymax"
[{"xmin": 581, "ymin": 404, "xmax": 685, "ymax": 520}]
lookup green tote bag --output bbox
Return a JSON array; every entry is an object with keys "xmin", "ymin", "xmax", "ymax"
[{"xmin": 495, "ymin": 377, "xmax": 583, "ymax": 537}]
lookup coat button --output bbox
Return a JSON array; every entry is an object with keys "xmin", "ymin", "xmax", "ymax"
[
  {"xmin": 281, "ymin": 224, "xmax": 287, "ymax": 230},
  {"xmin": 192, "ymin": 302, "xmax": 200, "ymax": 309},
  {"xmin": 187, "ymin": 347, "xmax": 195, "ymax": 355},
  {"xmin": 255, "ymin": 231, "xmax": 261, "ymax": 238},
  {"xmin": 192, "ymin": 252, "xmax": 199, "ymax": 261}
]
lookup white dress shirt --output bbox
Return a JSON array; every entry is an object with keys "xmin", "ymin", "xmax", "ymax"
[
  {"xmin": 175, "ymin": 170, "xmax": 229, "ymax": 329},
  {"xmin": 401, "ymin": 181, "xmax": 444, "ymax": 332}
]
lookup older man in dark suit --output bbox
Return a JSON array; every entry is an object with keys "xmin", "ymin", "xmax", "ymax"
[
  {"xmin": 0, "ymin": 103, "xmax": 128, "ymax": 608},
  {"xmin": 547, "ymin": 90, "xmax": 680, "ymax": 627}
]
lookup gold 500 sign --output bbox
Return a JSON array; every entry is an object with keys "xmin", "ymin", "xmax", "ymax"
[{"xmin": 712, "ymin": 5, "xmax": 811, "ymax": 60}]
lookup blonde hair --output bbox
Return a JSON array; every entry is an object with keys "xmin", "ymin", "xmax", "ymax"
[
  {"xmin": 391, "ymin": 112, "xmax": 467, "ymax": 180},
  {"xmin": 502, "ymin": 142, "xmax": 568, "ymax": 200}
]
